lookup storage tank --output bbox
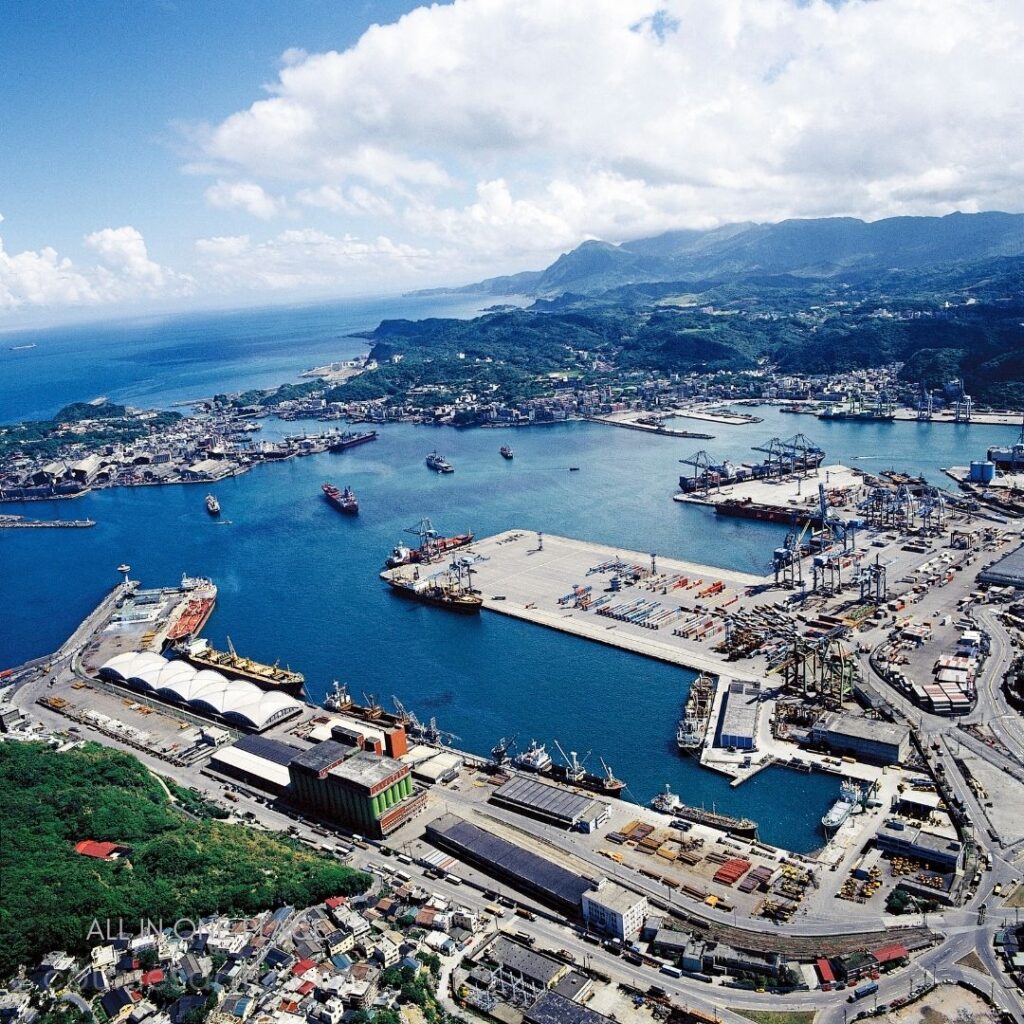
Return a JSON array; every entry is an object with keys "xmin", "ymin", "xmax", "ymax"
[{"xmin": 969, "ymin": 461, "xmax": 996, "ymax": 483}]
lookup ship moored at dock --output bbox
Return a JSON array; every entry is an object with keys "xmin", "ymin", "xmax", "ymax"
[
  {"xmin": 164, "ymin": 575, "xmax": 218, "ymax": 642},
  {"xmin": 328, "ymin": 430, "xmax": 378, "ymax": 452},
  {"xmin": 178, "ymin": 636, "xmax": 305, "ymax": 696},
  {"xmin": 652, "ymin": 784, "xmax": 758, "ymax": 838},
  {"xmin": 383, "ymin": 559, "xmax": 482, "ymax": 613},
  {"xmin": 677, "ymin": 673, "xmax": 714, "ymax": 753}
]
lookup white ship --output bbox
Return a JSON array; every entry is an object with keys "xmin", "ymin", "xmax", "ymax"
[
  {"xmin": 821, "ymin": 780, "xmax": 862, "ymax": 834},
  {"xmin": 514, "ymin": 739, "xmax": 553, "ymax": 772}
]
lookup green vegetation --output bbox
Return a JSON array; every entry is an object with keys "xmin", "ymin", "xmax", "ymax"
[
  {"xmin": 728, "ymin": 1010, "xmax": 818, "ymax": 1024},
  {"xmin": 0, "ymin": 401, "xmax": 181, "ymax": 461},
  {"xmin": 0, "ymin": 742, "xmax": 371, "ymax": 978},
  {"xmin": 164, "ymin": 779, "xmax": 230, "ymax": 820}
]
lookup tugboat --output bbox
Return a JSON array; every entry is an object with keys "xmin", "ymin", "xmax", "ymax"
[
  {"xmin": 425, "ymin": 451, "xmax": 454, "ymax": 473},
  {"xmin": 205, "ymin": 494, "xmax": 221, "ymax": 516},
  {"xmin": 384, "ymin": 558, "xmax": 482, "ymax": 613},
  {"xmin": 322, "ymin": 482, "xmax": 358, "ymax": 514},
  {"xmin": 513, "ymin": 739, "xmax": 553, "ymax": 772},
  {"xmin": 500, "ymin": 445, "xmax": 514, "ymax": 460},
  {"xmin": 651, "ymin": 784, "xmax": 758, "ymax": 838}
]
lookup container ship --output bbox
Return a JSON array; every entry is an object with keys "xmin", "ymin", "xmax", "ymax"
[
  {"xmin": 386, "ymin": 518, "xmax": 474, "ymax": 567},
  {"xmin": 500, "ymin": 445, "xmax": 514, "ymax": 460},
  {"xmin": 384, "ymin": 560, "xmax": 482, "ymax": 613},
  {"xmin": 205, "ymin": 494, "xmax": 221, "ymax": 516},
  {"xmin": 328, "ymin": 430, "xmax": 378, "ymax": 452},
  {"xmin": 178, "ymin": 636, "xmax": 305, "ymax": 696},
  {"xmin": 714, "ymin": 498, "xmax": 821, "ymax": 527},
  {"xmin": 165, "ymin": 576, "xmax": 218, "ymax": 643},
  {"xmin": 651, "ymin": 785, "xmax": 758, "ymax": 838},
  {"xmin": 425, "ymin": 451, "xmax": 454, "ymax": 473},
  {"xmin": 676, "ymin": 674, "xmax": 714, "ymax": 753},
  {"xmin": 821, "ymin": 780, "xmax": 862, "ymax": 835},
  {"xmin": 322, "ymin": 482, "xmax": 358, "ymax": 514}
]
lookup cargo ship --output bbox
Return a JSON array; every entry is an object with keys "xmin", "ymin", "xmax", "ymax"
[
  {"xmin": 651, "ymin": 784, "xmax": 758, "ymax": 838},
  {"xmin": 386, "ymin": 518, "xmax": 474, "ymax": 567},
  {"xmin": 165, "ymin": 576, "xmax": 217, "ymax": 643},
  {"xmin": 500, "ymin": 445, "xmax": 514, "ymax": 460},
  {"xmin": 322, "ymin": 482, "xmax": 358, "ymax": 514},
  {"xmin": 384, "ymin": 559, "xmax": 482, "ymax": 613},
  {"xmin": 714, "ymin": 498, "xmax": 820, "ymax": 527},
  {"xmin": 987, "ymin": 419, "xmax": 1024, "ymax": 473},
  {"xmin": 328, "ymin": 430, "xmax": 378, "ymax": 452},
  {"xmin": 205, "ymin": 494, "xmax": 221, "ymax": 516},
  {"xmin": 425, "ymin": 451, "xmax": 454, "ymax": 473},
  {"xmin": 677, "ymin": 674, "xmax": 714, "ymax": 753},
  {"xmin": 178, "ymin": 636, "xmax": 305, "ymax": 696},
  {"xmin": 548, "ymin": 741, "xmax": 626, "ymax": 797},
  {"xmin": 821, "ymin": 780, "xmax": 862, "ymax": 835}
]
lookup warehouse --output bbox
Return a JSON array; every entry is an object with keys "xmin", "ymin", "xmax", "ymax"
[
  {"xmin": 426, "ymin": 813, "xmax": 594, "ymax": 914},
  {"xmin": 524, "ymin": 992, "xmax": 615, "ymax": 1024},
  {"xmin": 288, "ymin": 740, "xmax": 426, "ymax": 837},
  {"xmin": 809, "ymin": 712, "xmax": 909, "ymax": 765},
  {"xmin": 490, "ymin": 776, "xmax": 610, "ymax": 832},
  {"xmin": 208, "ymin": 734, "xmax": 301, "ymax": 794},
  {"xmin": 978, "ymin": 544, "xmax": 1024, "ymax": 589},
  {"xmin": 411, "ymin": 751, "xmax": 463, "ymax": 785},
  {"xmin": 715, "ymin": 680, "xmax": 760, "ymax": 751},
  {"xmin": 99, "ymin": 652, "xmax": 303, "ymax": 732}
]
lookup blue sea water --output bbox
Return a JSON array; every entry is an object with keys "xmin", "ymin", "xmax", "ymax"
[{"xmin": 2, "ymin": 300, "xmax": 1021, "ymax": 852}]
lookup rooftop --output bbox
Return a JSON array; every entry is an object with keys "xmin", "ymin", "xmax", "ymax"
[
  {"xmin": 328, "ymin": 749, "xmax": 406, "ymax": 789},
  {"xmin": 289, "ymin": 740, "xmax": 353, "ymax": 774},
  {"xmin": 524, "ymin": 991, "xmax": 614, "ymax": 1024},
  {"xmin": 490, "ymin": 936, "xmax": 565, "ymax": 986},
  {"xmin": 584, "ymin": 880, "xmax": 646, "ymax": 914},
  {"xmin": 978, "ymin": 543, "xmax": 1024, "ymax": 588},
  {"xmin": 491, "ymin": 774, "xmax": 605, "ymax": 825},
  {"xmin": 814, "ymin": 711, "xmax": 909, "ymax": 746}
]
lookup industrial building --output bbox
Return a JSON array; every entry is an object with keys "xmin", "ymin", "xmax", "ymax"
[
  {"xmin": 524, "ymin": 992, "xmax": 615, "ymax": 1024},
  {"xmin": 978, "ymin": 543, "xmax": 1024, "ymax": 589},
  {"xmin": 486, "ymin": 937, "xmax": 569, "ymax": 1005},
  {"xmin": 874, "ymin": 821, "xmax": 965, "ymax": 873},
  {"xmin": 809, "ymin": 712, "xmax": 910, "ymax": 764},
  {"xmin": 426, "ymin": 814, "xmax": 595, "ymax": 914},
  {"xmin": 580, "ymin": 880, "xmax": 648, "ymax": 940},
  {"xmin": 208, "ymin": 734, "xmax": 302, "ymax": 794},
  {"xmin": 490, "ymin": 776, "xmax": 610, "ymax": 832},
  {"xmin": 715, "ymin": 680, "xmax": 760, "ymax": 750},
  {"xmin": 288, "ymin": 740, "xmax": 426, "ymax": 838},
  {"xmin": 99, "ymin": 652, "xmax": 303, "ymax": 732}
]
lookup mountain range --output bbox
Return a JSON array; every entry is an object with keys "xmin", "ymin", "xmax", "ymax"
[{"xmin": 440, "ymin": 211, "xmax": 1024, "ymax": 299}]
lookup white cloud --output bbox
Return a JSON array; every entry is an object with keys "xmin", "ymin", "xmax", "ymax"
[
  {"xmin": 205, "ymin": 179, "xmax": 288, "ymax": 219},
  {"xmin": 0, "ymin": 226, "xmax": 190, "ymax": 314},
  {"xmin": 191, "ymin": 0, "xmax": 1024, "ymax": 267},
  {"xmin": 194, "ymin": 227, "xmax": 432, "ymax": 293}
]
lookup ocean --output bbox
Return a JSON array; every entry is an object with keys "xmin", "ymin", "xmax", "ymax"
[{"xmin": 2, "ymin": 299, "xmax": 1020, "ymax": 852}]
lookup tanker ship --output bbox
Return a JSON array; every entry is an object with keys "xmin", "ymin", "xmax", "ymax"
[
  {"xmin": 164, "ymin": 576, "xmax": 218, "ymax": 642},
  {"xmin": 652, "ymin": 784, "xmax": 758, "ymax": 838}
]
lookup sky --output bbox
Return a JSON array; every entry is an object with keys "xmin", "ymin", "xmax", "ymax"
[{"xmin": 1, "ymin": 0, "xmax": 1022, "ymax": 327}]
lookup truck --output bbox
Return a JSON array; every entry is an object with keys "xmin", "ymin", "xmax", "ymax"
[{"xmin": 849, "ymin": 981, "xmax": 879, "ymax": 1002}]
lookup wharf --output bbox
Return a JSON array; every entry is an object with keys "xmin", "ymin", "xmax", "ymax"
[
  {"xmin": 0, "ymin": 514, "xmax": 95, "ymax": 528},
  {"xmin": 587, "ymin": 414, "xmax": 713, "ymax": 440},
  {"xmin": 666, "ymin": 407, "xmax": 763, "ymax": 426},
  {"xmin": 425, "ymin": 530, "xmax": 770, "ymax": 681}
]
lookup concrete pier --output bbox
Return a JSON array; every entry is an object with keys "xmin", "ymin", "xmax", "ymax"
[{"xmin": 429, "ymin": 530, "xmax": 772, "ymax": 681}]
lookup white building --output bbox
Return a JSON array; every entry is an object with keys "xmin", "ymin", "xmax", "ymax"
[{"xmin": 581, "ymin": 879, "xmax": 648, "ymax": 941}]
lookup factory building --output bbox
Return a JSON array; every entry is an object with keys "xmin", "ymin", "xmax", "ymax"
[
  {"xmin": 580, "ymin": 880, "xmax": 648, "ymax": 941},
  {"xmin": 426, "ymin": 814, "xmax": 594, "ymax": 915},
  {"xmin": 809, "ymin": 712, "xmax": 909, "ymax": 765},
  {"xmin": 978, "ymin": 543, "xmax": 1024, "ymax": 589},
  {"xmin": 490, "ymin": 776, "xmax": 610, "ymax": 832},
  {"xmin": 715, "ymin": 680, "xmax": 760, "ymax": 751},
  {"xmin": 288, "ymin": 740, "xmax": 425, "ymax": 837}
]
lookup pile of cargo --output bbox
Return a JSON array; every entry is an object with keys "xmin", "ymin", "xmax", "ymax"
[
  {"xmin": 712, "ymin": 858, "xmax": 752, "ymax": 886},
  {"xmin": 738, "ymin": 864, "xmax": 775, "ymax": 894}
]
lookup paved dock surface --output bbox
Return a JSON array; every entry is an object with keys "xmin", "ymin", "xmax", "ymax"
[{"xmin": 450, "ymin": 529, "xmax": 770, "ymax": 680}]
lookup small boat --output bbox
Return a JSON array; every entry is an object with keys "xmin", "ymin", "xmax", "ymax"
[
  {"xmin": 205, "ymin": 494, "xmax": 221, "ymax": 516},
  {"xmin": 569, "ymin": 466, "xmax": 580, "ymax": 472},
  {"xmin": 500, "ymin": 446, "xmax": 514, "ymax": 460},
  {"xmin": 425, "ymin": 451, "xmax": 454, "ymax": 473},
  {"xmin": 323, "ymin": 482, "xmax": 358, "ymax": 514}
]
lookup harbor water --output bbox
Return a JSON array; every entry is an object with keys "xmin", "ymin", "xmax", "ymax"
[{"xmin": 3, "ymin": 304, "xmax": 1022, "ymax": 852}]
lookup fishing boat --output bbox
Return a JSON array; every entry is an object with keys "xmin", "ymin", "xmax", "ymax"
[
  {"xmin": 500, "ymin": 445, "xmax": 514, "ymax": 460},
  {"xmin": 425, "ymin": 451, "xmax": 454, "ymax": 473},
  {"xmin": 205, "ymin": 494, "xmax": 221, "ymax": 516}
]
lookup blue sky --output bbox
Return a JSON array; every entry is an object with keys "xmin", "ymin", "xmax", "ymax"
[{"xmin": 1, "ymin": 0, "xmax": 1021, "ymax": 326}]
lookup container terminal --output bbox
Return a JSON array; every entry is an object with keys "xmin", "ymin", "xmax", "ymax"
[{"xmin": 2, "ymin": 468, "xmax": 1023, "ymax": 1021}]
